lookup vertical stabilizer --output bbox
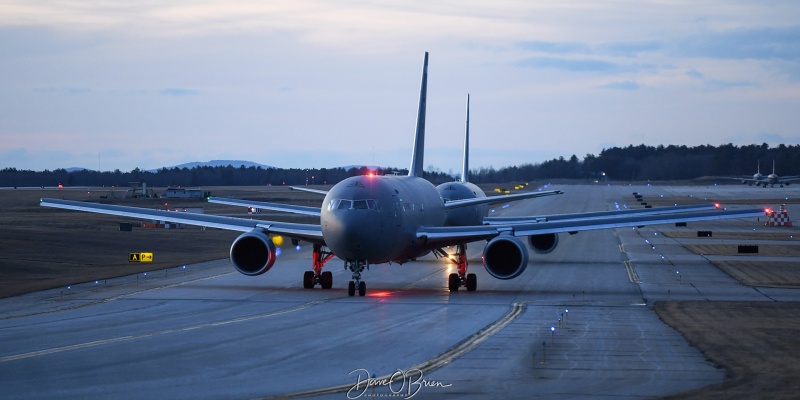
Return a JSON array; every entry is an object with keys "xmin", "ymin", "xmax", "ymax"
[
  {"xmin": 461, "ymin": 94, "xmax": 470, "ymax": 183},
  {"xmin": 408, "ymin": 52, "xmax": 429, "ymax": 177}
]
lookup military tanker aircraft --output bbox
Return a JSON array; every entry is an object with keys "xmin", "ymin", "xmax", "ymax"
[
  {"xmin": 720, "ymin": 160, "xmax": 800, "ymax": 188},
  {"xmin": 41, "ymin": 52, "xmax": 764, "ymax": 296}
]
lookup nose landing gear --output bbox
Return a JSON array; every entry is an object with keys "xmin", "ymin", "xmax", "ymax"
[{"xmin": 345, "ymin": 259, "xmax": 369, "ymax": 296}]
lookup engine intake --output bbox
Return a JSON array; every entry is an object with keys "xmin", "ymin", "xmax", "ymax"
[
  {"xmin": 482, "ymin": 235, "xmax": 529, "ymax": 280},
  {"xmin": 528, "ymin": 233, "xmax": 559, "ymax": 254},
  {"xmin": 230, "ymin": 230, "xmax": 277, "ymax": 276}
]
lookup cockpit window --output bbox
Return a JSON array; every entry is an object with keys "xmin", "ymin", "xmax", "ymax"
[
  {"xmin": 338, "ymin": 200, "xmax": 353, "ymax": 209},
  {"xmin": 327, "ymin": 198, "xmax": 380, "ymax": 211},
  {"xmin": 328, "ymin": 199, "xmax": 340, "ymax": 210}
]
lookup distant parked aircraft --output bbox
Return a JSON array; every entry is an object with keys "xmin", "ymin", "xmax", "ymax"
[{"xmin": 721, "ymin": 160, "xmax": 800, "ymax": 187}]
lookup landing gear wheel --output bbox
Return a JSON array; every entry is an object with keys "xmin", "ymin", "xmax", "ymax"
[
  {"xmin": 358, "ymin": 281, "xmax": 366, "ymax": 297},
  {"xmin": 348, "ymin": 281, "xmax": 356, "ymax": 296},
  {"xmin": 466, "ymin": 273, "xmax": 477, "ymax": 291},
  {"xmin": 303, "ymin": 271, "xmax": 315, "ymax": 289},
  {"xmin": 448, "ymin": 273, "xmax": 460, "ymax": 292},
  {"xmin": 320, "ymin": 271, "xmax": 333, "ymax": 289}
]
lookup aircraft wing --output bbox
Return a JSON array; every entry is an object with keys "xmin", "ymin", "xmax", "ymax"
[
  {"xmin": 39, "ymin": 198, "xmax": 324, "ymax": 244},
  {"xmin": 718, "ymin": 176, "xmax": 762, "ymax": 183},
  {"xmin": 208, "ymin": 197, "xmax": 321, "ymax": 217},
  {"xmin": 417, "ymin": 206, "xmax": 764, "ymax": 247},
  {"xmin": 483, "ymin": 204, "xmax": 717, "ymax": 225},
  {"xmin": 289, "ymin": 186, "xmax": 328, "ymax": 195},
  {"xmin": 443, "ymin": 190, "xmax": 563, "ymax": 210}
]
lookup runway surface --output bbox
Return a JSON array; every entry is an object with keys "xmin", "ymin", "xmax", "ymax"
[{"xmin": 2, "ymin": 183, "xmax": 799, "ymax": 399}]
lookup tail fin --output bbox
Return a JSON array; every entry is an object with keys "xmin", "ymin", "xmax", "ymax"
[
  {"xmin": 408, "ymin": 52, "xmax": 429, "ymax": 178},
  {"xmin": 461, "ymin": 94, "xmax": 470, "ymax": 183}
]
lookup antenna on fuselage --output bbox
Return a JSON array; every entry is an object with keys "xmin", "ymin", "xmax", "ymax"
[
  {"xmin": 461, "ymin": 94, "xmax": 470, "ymax": 183},
  {"xmin": 408, "ymin": 52, "xmax": 429, "ymax": 178}
]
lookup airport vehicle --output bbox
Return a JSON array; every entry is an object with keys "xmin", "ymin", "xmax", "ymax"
[
  {"xmin": 722, "ymin": 160, "xmax": 800, "ymax": 187},
  {"xmin": 41, "ymin": 52, "xmax": 765, "ymax": 296}
]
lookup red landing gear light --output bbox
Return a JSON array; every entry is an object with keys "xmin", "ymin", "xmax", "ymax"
[
  {"xmin": 714, "ymin": 203, "xmax": 720, "ymax": 208},
  {"xmin": 765, "ymin": 208, "xmax": 772, "ymax": 214}
]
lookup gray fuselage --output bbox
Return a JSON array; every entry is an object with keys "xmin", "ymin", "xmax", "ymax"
[
  {"xmin": 437, "ymin": 181, "xmax": 487, "ymax": 226},
  {"xmin": 321, "ymin": 175, "xmax": 446, "ymax": 264}
]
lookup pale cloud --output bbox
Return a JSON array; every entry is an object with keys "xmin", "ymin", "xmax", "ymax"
[
  {"xmin": 1, "ymin": 1, "xmax": 799, "ymax": 171},
  {"xmin": 598, "ymin": 80, "xmax": 640, "ymax": 91},
  {"xmin": 675, "ymin": 26, "xmax": 800, "ymax": 61},
  {"xmin": 513, "ymin": 56, "xmax": 622, "ymax": 72},
  {"xmin": 160, "ymin": 88, "xmax": 200, "ymax": 96}
]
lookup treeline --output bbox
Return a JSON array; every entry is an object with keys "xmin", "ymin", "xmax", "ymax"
[
  {"xmin": 468, "ymin": 143, "xmax": 800, "ymax": 183},
  {"xmin": 2, "ymin": 143, "xmax": 798, "ymax": 187},
  {"xmin": 0, "ymin": 165, "xmax": 411, "ymax": 188}
]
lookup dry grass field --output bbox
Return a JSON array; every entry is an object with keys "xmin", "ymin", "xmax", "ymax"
[
  {"xmin": 656, "ymin": 302, "xmax": 800, "ymax": 400},
  {"xmin": 683, "ymin": 244, "xmax": 800, "ymax": 257},
  {"xmin": 0, "ymin": 186, "xmax": 320, "ymax": 298},
  {"xmin": 663, "ymin": 231, "xmax": 799, "ymax": 241}
]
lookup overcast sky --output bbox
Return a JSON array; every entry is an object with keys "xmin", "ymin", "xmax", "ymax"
[{"xmin": 1, "ymin": 1, "xmax": 798, "ymax": 173}]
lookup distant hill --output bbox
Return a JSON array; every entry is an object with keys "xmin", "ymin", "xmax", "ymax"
[
  {"xmin": 152, "ymin": 160, "xmax": 273, "ymax": 171},
  {"xmin": 339, "ymin": 165, "xmax": 381, "ymax": 171},
  {"xmin": 65, "ymin": 167, "xmax": 91, "ymax": 173}
]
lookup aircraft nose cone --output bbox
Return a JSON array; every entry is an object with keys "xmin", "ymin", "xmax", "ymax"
[{"xmin": 323, "ymin": 209, "xmax": 384, "ymax": 261}]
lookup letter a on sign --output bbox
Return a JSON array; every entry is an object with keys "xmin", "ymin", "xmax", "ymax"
[{"xmin": 129, "ymin": 252, "xmax": 154, "ymax": 262}]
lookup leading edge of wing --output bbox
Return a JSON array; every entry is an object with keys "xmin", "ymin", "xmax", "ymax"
[
  {"xmin": 443, "ymin": 190, "xmax": 563, "ymax": 210},
  {"xmin": 483, "ymin": 203, "xmax": 717, "ymax": 225},
  {"xmin": 208, "ymin": 197, "xmax": 321, "ymax": 217},
  {"xmin": 289, "ymin": 186, "xmax": 329, "ymax": 195},
  {"xmin": 40, "ymin": 198, "xmax": 324, "ymax": 243},
  {"xmin": 417, "ymin": 207, "xmax": 764, "ymax": 245}
]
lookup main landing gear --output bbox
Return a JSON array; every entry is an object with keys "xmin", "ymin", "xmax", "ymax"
[
  {"xmin": 303, "ymin": 244, "xmax": 335, "ymax": 289},
  {"xmin": 345, "ymin": 259, "xmax": 368, "ymax": 297},
  {"xmin": 436, "ymin": 244, "xmax": 477, "ymax": 292}
]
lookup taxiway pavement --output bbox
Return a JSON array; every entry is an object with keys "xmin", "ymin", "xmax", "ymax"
[{"xmin": 1, "ymin": 183, "xmax": 798, "ymax": 399}]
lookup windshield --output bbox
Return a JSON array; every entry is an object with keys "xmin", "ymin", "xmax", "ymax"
[{"xmin": 327, "ymin": 199, "xmax": 380, "ymax": 211}]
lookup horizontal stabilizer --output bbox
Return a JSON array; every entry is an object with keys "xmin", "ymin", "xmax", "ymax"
[
  {"xmin": 443, "ymin": 190, "xmax": 562, "ymax": 210},
  {"xmin": 208, "ymin": 197, "xmax": 321, "ymax": 217}
]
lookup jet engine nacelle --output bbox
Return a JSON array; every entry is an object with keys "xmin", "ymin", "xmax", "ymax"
[
  {"xmin": 482, "ymin": 235, "xmax": 529, "ymax": 280},
  {"xmin": 230, "ymin": 230, "xmax": 277, "ymax": 276},
  {"xmin": 528, "ymin": 233, "xmax": 559, "ymax": 254}
]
